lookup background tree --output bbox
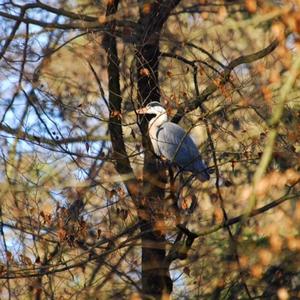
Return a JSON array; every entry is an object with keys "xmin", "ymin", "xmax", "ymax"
[{"xmin": 0, "ymin": 0, "xmax": 299, "ymax": 299}]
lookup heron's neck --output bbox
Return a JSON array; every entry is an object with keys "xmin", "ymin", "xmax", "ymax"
[{"xmin": 149, "ymin": 113, "xmax": 168, "ymax": 129}]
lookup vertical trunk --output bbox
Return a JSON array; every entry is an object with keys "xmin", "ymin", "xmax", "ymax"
[
  {"xmin": 136, "ymin": 8, "xmax": 171, "ymax": 299},
  {"xmin": 104, "ymin": 1, "xmax": 181, "ymax": 298},
  {"xmin": 135, "ymin": 1, "xmax": 184, "ymax": 297},
  {"xmin": 137, "ymin": 42, "xmax": 171, "ymax": 297},
  {"xmin": 140, "ymin": 220, "xmax": 172, "ymax": 299}
]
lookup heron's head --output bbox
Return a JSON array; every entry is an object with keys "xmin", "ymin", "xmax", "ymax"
[{"xmin": 136, "ymin": 102, "xmax": 166, "ymax": 116}]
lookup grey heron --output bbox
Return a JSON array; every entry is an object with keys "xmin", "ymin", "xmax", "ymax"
[{"xmin": 137, "ymin": 101, "xmax": 210, "ymax": 182}]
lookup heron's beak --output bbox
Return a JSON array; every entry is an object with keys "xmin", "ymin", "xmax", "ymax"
[{"xmin": 136, "ymin": 107, "xmax": 148, "ymax": 114}]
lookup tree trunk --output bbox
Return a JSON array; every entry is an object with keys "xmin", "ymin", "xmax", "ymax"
[
  {"xmin": 104, "ymin": 0, "xmax": 181, "ymax": 298},
  {"xmin": 135, "ymin": 2, "xmax": 181, "ymax": 298},
  {"xmin": 136, "ymin": 9, "xmax": 170, "ymax": 300},
  {"xmin": 136, "ymin": 42, "xmax": 171, "ymax": 298}
]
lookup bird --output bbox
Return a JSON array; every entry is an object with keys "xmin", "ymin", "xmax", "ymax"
[{"xmin": 136, "ymin": 101, "xmax": 210, "ymax": 182}]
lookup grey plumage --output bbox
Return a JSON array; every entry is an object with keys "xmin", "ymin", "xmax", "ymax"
[
  {"xmin": 137, "ymin": 102, "xmax": 210, "ymax": 182},
  {"xmin": 154, "ymin": 122, "xmax": 210, "ymax": 181}
]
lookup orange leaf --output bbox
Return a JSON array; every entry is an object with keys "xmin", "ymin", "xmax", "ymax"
[
  {"xmin": 218, "ymin": 6, "xmax": 227, "ymax": 22},
  {"xmin": 140, "ymin": 68, "xmax": 150, "ymax": 77},
  {"xmin": 261, "ymin": 86, "xmax": 272, "ymax": 103},
  {"xmin": 214, "ymin": 207, "xmax": 224, "ymax": 224},
  {"xmin": 277, "ymin": 288, "xmax": 289, "ymax": 300},
  {"xmin": 272, "ymin": 22, "xmax": 285, "ymax": 41},
  {"xmin": 166, "ymin": 71, "xmax": 173, "ymax": 78},
  {"xmin": 258, "ymin": 249, "xmax": 272, "ymax": 266},
  {"xmin": 269, "ymin": 234, "xmax": 282, "ymax": 252},
  {"xmin": 154, "ymin": 219, "xmax": 166, "ymax": 235},
  {"xmin": 143, "ymin": 3, "xmax": 151, "ymax": 14},
  {"xmin": 98, "ymin": 15, "xmax": 106, "ymax": 24},
  {"xmin": 245, "ymin": 0, "xmax": 257, "ymax": 13},
  {"xmin": 110, "ymin": 111, "xmax": 122, "ymax": 119},
  {"xmin": 296, "ymin": 15, "xmax": 300, "ymax": 34},
  {"xmin": 130, "ymin": 292, "xmax": 142, "ymax": 300},
  {"xmin": 57, "ymin": 229, "xmax": 67, "ymax": 241},
  {"xmin": 251, "ymin": 263, "xmax": 263, "ymax": 278}
]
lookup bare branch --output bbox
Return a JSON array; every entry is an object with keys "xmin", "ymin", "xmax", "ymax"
[
  {"xmin": 172, "ymin": 40, "xmax": 279, "ymax": 123},
  {"xmin": 194, "ymin": 189, "xmax": 300, "ymax": 238}
]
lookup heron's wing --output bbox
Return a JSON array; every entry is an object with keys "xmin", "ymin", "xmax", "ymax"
[{"xmin": 156, "ymin": 122, "xmax": 206, "ymax": 172}]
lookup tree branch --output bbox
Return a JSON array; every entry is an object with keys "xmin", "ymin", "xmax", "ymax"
[
  {"xmin": 172, "ymin": 39, "xmax": 279, "ymax": 123},
  {"xmin": 235, "ymin": 54, "xmax": 300, "ymax": 234},
  {"xmin": 0, "ymin": 11, "xmax": 137, "ymax": 34},
  {"xmin": 103, "ymin": 0, "xmax": 138, "ymax": 202},
  {"xmin": 194, "ymin": 189, "xmax": 300, "ymax": 238},
  {"xmin": 0, "ymin": 123, "xmax": 106, "ymax": 145}
]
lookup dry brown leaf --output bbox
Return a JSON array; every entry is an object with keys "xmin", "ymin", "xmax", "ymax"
[
  {"xmin": 57, "ymin": 229, "xmax": 67, "ymax": 241},
  {"xmin": 258, "ymin": 249, "xmax": 272, "ymax": 266},
  {"xmin": 110, "ymin": 111, "xmax": 122, "ymax": 119},
  {"xmin": 239, "ymin": 255, "xmax": 249, "ymax": 269},
  {"xmin": 143, "ymin": 3, "xmax": 151, "ymax": 14},
  {"xmin": 277, "ymin": 288, "xmax": 289, "ymax": 300},
  {"xmin": 130, "ymin": 292, "xmax": 142, "ymax": 300},
  {"xmin": 140, "ymin": 68, "xmax": 150, "ymax": 77},
  {"xmin": 98, "ymin": 15, "xmax": 106, "ymax": 24},
  {"xmin": 154, "ymin": 219, "xmax": 166, "ymax": 235},
  {"xmin": 245, "ymin": 0, "xmax": 257, "ymax": 13},
  {"xmin": 218, "ymin": 6, "xmax": 227, "ymax": 22},
  {"xmin": 272, "ymin": 22, "xmax": 285, "ymax": 41},
  {"xmin": 270, "ymin": 233, "xmax": 282, "ymax": 252},
  {"xmin": 251, "ymin": 263, "xmax": 263, "ymax": 278},
  {"xmin": 166, "ymin": 71, "xmax": 173, "ymax": 78},
  {"xmin": 214, "ymin": 207, "xmax": 224, "ymax": 224}
]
